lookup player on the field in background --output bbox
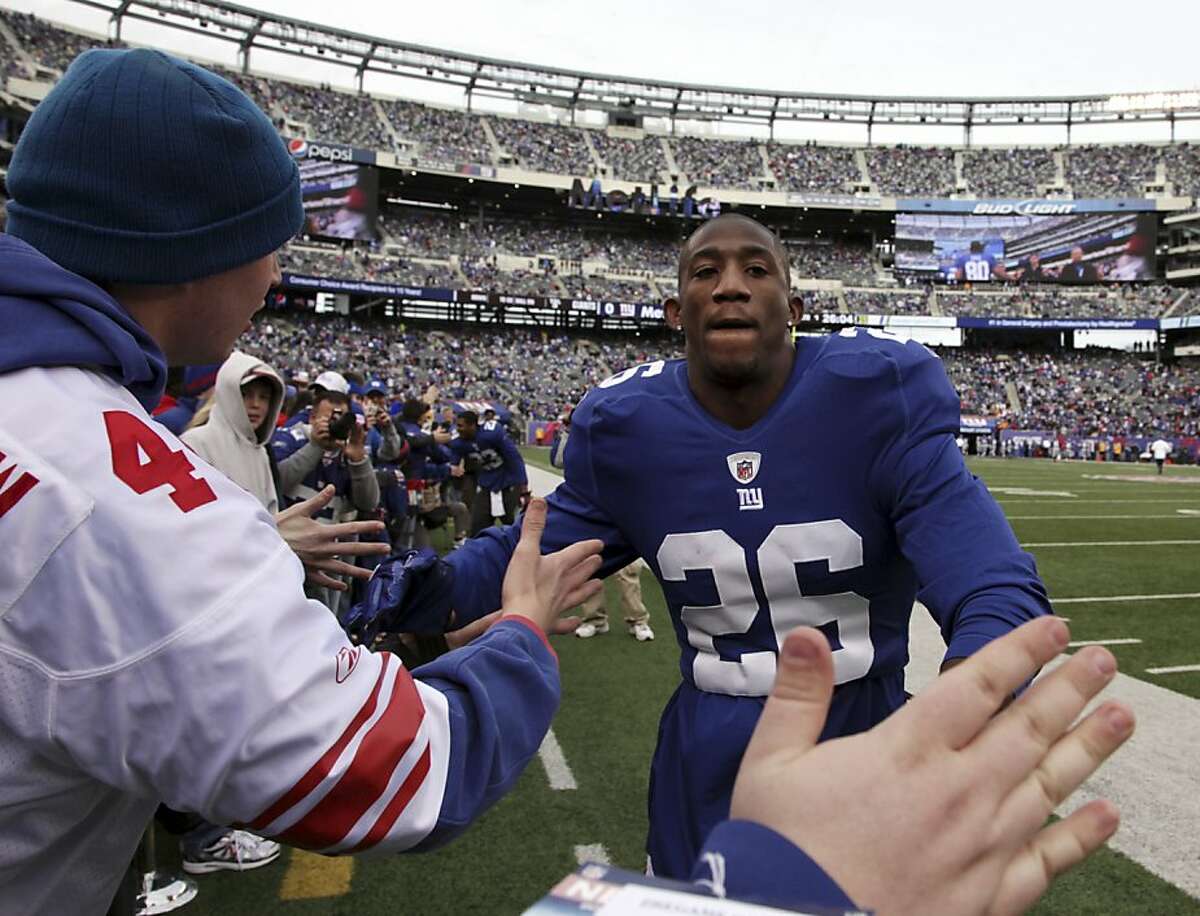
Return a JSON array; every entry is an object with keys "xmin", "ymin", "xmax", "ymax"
[
  {"xmin": 954, "ymin": 239, "xmax": 1009, "ymax": 282},
  {"xmin": 450, "ymin": 409, "xmax": 530, "ymax": 535},
  {"xmin": 1150, "ymin": 436, "xmax": 1173, "ymax": 473},
  {"xmin": 414, "ymin": 213, "xmax": 1052, "ymax": 878}
]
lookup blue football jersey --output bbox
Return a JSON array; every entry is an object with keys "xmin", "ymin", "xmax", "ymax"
[
  {"xmin": 446, "ymin": 328, "xmax": 1050, "ymax": 878},
  {"xmin": 955, "ymin": 251, "xmax": 995, "ymax": 282}
]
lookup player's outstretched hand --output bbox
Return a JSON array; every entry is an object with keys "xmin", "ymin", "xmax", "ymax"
[
  {"xmin": 500, "ymin": 497, "xmax": 603, "ymax": 635},
  {"xmin": 731, "ymin": 617, "xmax": 1133, "ymax": 916},
  {"xmin": 275, "ymin": 485, "xmax": 390, "ymax": 591}
]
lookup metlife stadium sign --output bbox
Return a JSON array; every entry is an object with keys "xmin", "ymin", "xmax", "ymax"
[{"xmin": 899, "ymin": 197, "xmax": 1158, "ymax": 214}]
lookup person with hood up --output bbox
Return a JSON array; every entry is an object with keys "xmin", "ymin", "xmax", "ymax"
[{"xmin": 182, "ymin": 351, "xmax": 284, "ymax": 514}]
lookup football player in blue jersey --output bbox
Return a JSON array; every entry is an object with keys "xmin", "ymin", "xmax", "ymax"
[
  {"xmin": 953, "ymin": 239, "xmax": 1010, "ymax": 283},
  {"xmin": 376, "ymin": 212, "xmax": 1052, "ymax": 879}
]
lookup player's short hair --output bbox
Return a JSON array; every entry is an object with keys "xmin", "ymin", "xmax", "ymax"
[
  {"xmin": 458, "ymin": 410, "xmax": 479, "ymax": 426},
  {"xmin": 970, "ymin": 240, "xmax": 984, "ymax": 253},
  {"xmin": 676, "ymin": 213, "xmax": 791, "ymax": 292}
]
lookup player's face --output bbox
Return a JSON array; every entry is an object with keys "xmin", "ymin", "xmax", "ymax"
[
  {"xmin": 667, "ymin": 220, "xmax": 800, "ymax": 385},
  {"xmin": 456, "ymin": 416, "xmax": 476, "ymax": 440},
  {"xmin": 180, "ymin": 252, "xmax": 281, "ymax": 364}
]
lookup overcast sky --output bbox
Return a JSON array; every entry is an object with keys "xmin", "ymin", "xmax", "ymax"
[{"xmin": 9, "ymin": 0, "xmax": 1200, "ymax": 143}]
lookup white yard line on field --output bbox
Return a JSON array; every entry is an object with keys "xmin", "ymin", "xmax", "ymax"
[
  {"xmin": 1067, "ymin": 638, "xmax": 1143, "ymax": 647},
  {"xmin": 1020, "ymin": 539, "xmax": 1200, "ymax": 547},
  {"xmin": 1006, "ymin": 515, "xmax": 1200, "ymax": 520},
  {"xmin": 1145, "ymin": 664, "xmax": 1200, "ymax": 675},
  {"xmin": 1053, "ymin": 593, "xmax": 1200, "ymax": 604},
  {"xmin": 538, "ymin": 729, "xmax": 578, "ymax": 791},
  {"xmin": 574, "ymin": 844, "xmax": 612, "ymax": 866},
  {"xmin": 906, "ymin": 608, "xmax": 1200, "ymax": 899},
  {"xmin": 995, "ymin": 499, "xmax": 1200, "ymax": 504}
]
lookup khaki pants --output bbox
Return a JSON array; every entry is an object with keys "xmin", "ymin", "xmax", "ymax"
[{"xmin": 580, "ymin": 560, "xmax": 649, "ymax": 626}]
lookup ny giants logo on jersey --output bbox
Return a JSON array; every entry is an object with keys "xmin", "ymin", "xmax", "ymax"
[
  {"xmin": 0, "ymin": 451, "xmax": 39, "ymax": 519},
  {"xmin": 726, "ymin": 451, "xmax": 761, "ymax": 485},
  {"xmin": 335, "ymin": 646, "xmax": 363, "ymax": 684}
]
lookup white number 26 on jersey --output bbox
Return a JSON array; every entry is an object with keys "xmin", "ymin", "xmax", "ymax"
[{"xmin": 657, "ymin": 521, "xmax": 874, "ymax": 696}]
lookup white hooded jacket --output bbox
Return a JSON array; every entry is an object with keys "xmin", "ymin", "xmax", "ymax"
[{"xmin": 182, "ymin": 350, "xmax": 283, "ymax": 513}]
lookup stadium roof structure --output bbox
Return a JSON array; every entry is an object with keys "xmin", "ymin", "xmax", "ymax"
[{"xmin": 72, "ymin": 0, "xmax": 1200, "ymax": 142}]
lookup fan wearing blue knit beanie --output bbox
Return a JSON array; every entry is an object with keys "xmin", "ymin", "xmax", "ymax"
[{"xmin": 0, "ymin": 48, "xmax": 606, "ymax": 914}]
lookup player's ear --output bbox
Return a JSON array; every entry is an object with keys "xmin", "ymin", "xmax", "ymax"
[
  {"xmin": 787, "ymin": 295, "xmax": 804, "ymax": 328},
  {"xmin": 664, "ymin": 296, "xmax": 684, "ymax": 332}
]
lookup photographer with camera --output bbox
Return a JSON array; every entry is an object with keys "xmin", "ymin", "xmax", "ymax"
[{"xmin": 274, "ymin": 389, "xmax": 381, "ymax": 610}]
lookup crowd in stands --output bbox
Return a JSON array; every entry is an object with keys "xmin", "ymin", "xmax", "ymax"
[
  {"xmin": 866, "ymin": 146, "xmax": 956, "ymax": 197},
  {"xmin": 234, "ymin": 313, "xmax": 1199, "ymax": 441},
  {"xmin": 279, "ymin": 246, "xmax": 458, "ymax": 288},
  {"xmin": 10, "ymin": 9, "xmax": 1200, "ymax": 202},
  {"xmin": 768, "ymin": 143, "xmax": 860, "ymax": 193},
  {"xmin": 789, "ymin": 240, "xmax": 875, "ymax": 284},
  {"xmin": 490, "ymin": 117, "xmax": 592, "ymax": 175},
  {"xmin": 383, "ymin": 98, "xmax": 493, "ymax": 166},
  {"xmin": 592, "ymin": 132, "xmax": 667, "ymax": 182},
  {"xmin": 0, "ymin": 8, "xmax": 104, "ymax": 75},
  {"xmin": 964, "ymin": 148, "xmax": 1056, "ymax": 199},
  {"xmin": 240, "ymin": 317, "xmax": 683, "ymax": 422},
  {"xmin": 1161, "ymin": 142, "xmax": 1200, "ymax": 198},
  {"xmin": 842, "ymin": 289, "xmax": 931, "ymax": 315},
  {"xmin": 942, "ymin": 348, "xmax": 1200, "ymax": 439},
  {"xmin": 1066, "ymin": 144, "xmax": 1157, "ymax": 198},
  {"xmin": 673, "ymin": 136, "xmax": 765, "ymax": 189},
  {"xmin": 560, "ymin": 273, "xmax": 655, "ymax": 302}
]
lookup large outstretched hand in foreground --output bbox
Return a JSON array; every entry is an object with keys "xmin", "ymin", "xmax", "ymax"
[
  {"xmin": 500, "ymin": 497, "xmax": 603, "ymax": 635},
  {"xmin": 275, "ymin": 485, "xmax": 390, "ymax": 591},
  {"xmin": 733, "ymin": 616, "xmax": 1134, "ymax": 916}
]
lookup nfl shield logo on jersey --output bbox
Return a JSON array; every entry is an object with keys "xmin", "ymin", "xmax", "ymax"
[{"xmin": 726, "ymin": 451, "xmax": 761, "ymax": 485}]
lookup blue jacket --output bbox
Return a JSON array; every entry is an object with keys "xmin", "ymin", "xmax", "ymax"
[{"xmin": 0, "ymin": 235, "xmax": 166, "ymax": 408}]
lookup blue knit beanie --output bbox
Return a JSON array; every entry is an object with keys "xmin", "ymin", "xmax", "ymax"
[{"xmin": 6, "ymin": 48, "xmax": 303, "ymax": 284}]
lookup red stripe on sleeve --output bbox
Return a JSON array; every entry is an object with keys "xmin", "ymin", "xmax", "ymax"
[
  {"xmin": 349, "ymin": 744, "xmax": 433, "ymax": 853},
  {"xmin": 277, "ymin": 664, "xmax": 426, "ymax": 850},
  {"xmin": 247, "ymin": 654, "xmax": 392, "ymax": 832}
]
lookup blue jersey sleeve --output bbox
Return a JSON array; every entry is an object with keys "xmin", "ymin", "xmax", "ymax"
[
  {"xmin": 869, "ymin": 341, "xmax": 1051, "ymax": 662},
  {"xmin": 692, "ymin": 820, "xmax": 857, "ymax": 911},
  {"xmin": 445, "ymin": 394, "xmax": 637, "ymax": 623},
  {"xmin": 409, "ymin": 617, "xmax": 560, "ymax": 849}
]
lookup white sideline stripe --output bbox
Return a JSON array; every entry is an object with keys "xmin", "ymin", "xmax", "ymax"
[
  {"xmin": 906, "ymin": 607, "xmax": 1200, "ymax": 898},
  {"xmin": 1020, "ymin": 539, "xmax": 1200, "ymax": 547},
  {"xmin": 996, "ymin": 499, "xmax": 1200, "ymax": 503},
  {"xmin": 574, "ymin": 843, "xmax": 612, "ymax": 866},
  {"xmin": 1007, "ymin": 514, "xmax": 1200, "ymax": 520},
  {"xmin": 1145, "ymin": 664, "xmax": 1200, "ymax": 675},
  {"xmin": 538, "ymin": 729, "xmax": 577, "ymax": 791},
  {"xmin": 1067, "ymin": 638, "xmax": 1143, "ymax": 647},
  {"xmin": 1054, "ymin": 593, "xmax": 1200, "ymax": 604}
]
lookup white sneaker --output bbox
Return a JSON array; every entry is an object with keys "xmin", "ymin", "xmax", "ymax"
[
  {"xmin": 182, "ymin": 830, "xmax": 281, "ymax": 874},
  {"xmin": 575, "ymin": 620, "xmax": 609, "ymax": 638},
  {"xmin": 630, "ymin": 623, "xmax": 655, "ymax": 642}
]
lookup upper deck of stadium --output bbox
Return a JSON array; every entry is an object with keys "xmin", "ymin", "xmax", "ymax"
[{"xmin": 4, "ymin": 0, "xmax": 1200, "ymax": 205}]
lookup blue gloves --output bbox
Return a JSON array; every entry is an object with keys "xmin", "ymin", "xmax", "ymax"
[{"xmin": 339, "ymin": 548, "xmax": 456, "ymax": 645}]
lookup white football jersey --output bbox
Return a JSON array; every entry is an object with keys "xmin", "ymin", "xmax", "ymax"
[{"xmin": 0, "ymin": 366, "xmax": 554, "ymax": 914}]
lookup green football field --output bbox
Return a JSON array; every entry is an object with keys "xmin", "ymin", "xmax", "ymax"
[{"xmin": 167, "ymin": 453, "xmax": 1200, "ymax": 915}]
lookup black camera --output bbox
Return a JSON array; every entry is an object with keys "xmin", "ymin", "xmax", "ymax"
[{"xmin": 328, "ymin": 409, "xmax": 357, "ymax": 441}]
